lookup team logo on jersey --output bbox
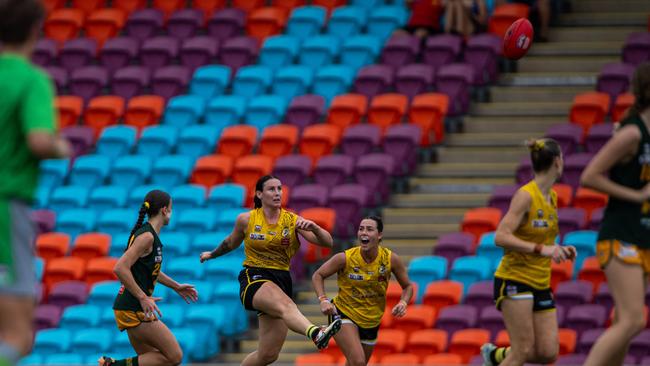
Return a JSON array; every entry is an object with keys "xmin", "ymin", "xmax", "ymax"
[
  {"xmin": 254, "ymin": 225, "xmax": 262, "ymax": 232},
  {"xmin": 154, "ymin": 256, "xmax": 162, "ymax": 263},
  {"xmin": 249, "ymin": 233, "xmax": 265, "ymax": 240},
  {"xmin": 268, "ymin": 231, "xmax": 276, "ymax": 236},
  {"xmin": 537, "ymin": 209, "xmax": 544, "ymax": 218},
  {"xmin": 532, "ymin": 219, "xmax": 549, "ymax": 228},
  {"xmin": 506, "ymin": 285, "xmax": 518, "ymax": 296},
  {"xmin": 379, "ymin": 265, "xmax": 386, "ymax": 275},
  {"xmin": 348, "ymin": 274, "xmax": 364, "ymax": 281},
  {"xmin": 280, "ymin": 227, "xmax": 291, "ymax": 245},
  {"xmin": 282, "ymin": 228, "xmax": 290, "ymax": 237},
  {"xmin": 618, "ymin": 242, "xmax": 639, "ymax": 258},
  {"xmin": 353, "ymin": 267, "xmax": 360, "ymax": 272}
]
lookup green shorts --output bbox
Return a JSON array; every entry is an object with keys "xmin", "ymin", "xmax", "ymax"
[{"xmin": 0, "ymin": 199, "xmax": 36, "ymax": 297}]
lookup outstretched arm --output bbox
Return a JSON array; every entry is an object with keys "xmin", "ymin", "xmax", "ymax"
[{"xmin": 199, "ymin": 213, "xmax": 248, "ymax": 262}]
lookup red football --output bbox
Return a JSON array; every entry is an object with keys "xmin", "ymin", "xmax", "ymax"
[{"xmin": 503, "ymin": 18, "xmax": 534, "ymax": 60}]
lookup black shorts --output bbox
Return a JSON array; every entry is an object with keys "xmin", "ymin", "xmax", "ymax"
[
  {"xmin": 238, "ymin": 266, "xmax": 292, "ymax": 313},
  {"xmin": 328, "ymin": 300, "xmax": 380, "ymax": 345},
  {"xmin": 494, "ymin": 277, "xmax": 555, "ymax": 312}
]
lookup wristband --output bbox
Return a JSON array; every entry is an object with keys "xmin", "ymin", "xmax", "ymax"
[
  {"xmin": 318, "ymin": 295, "xmax": 329, "ymax": 303},
  {"xmin": 398, "ymin": 300, "xmax": 408, "ymax": 307},
  {"xmin": 533, "ymin": 244, "xmax": 543, "ymax": 255}
]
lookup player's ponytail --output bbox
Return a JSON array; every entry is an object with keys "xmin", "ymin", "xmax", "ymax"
[
  {"xmin": 254, "ymin": 175, "xmax": 279, "ymax": 208},
  {"xmin": 623, "ymin": 62, "xmax": 650, "ymax": 121},
  {"xmin": 526, "ymin": 138, "xmax": 562, "ymax": 173},
  {"xmin": 127, "ymin": 189, "xmax": 170, "ymax": 248}
]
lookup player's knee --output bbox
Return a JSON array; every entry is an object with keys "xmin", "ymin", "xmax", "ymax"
[
  {"xmin": 511, "ymin": 340, "xmax": 535, "ymax": 361},
  {"xmin": 348, "ymin": 355, "xmax": 366, "ymax": 366},
  {"xmin": 258, "ymin": 349, "xmax": 280, "ymax": 365},
  {"xmin": 278, "ymin": 299, "xmax": 299, "ymax": 317},
  {"xmin": 166, "ymin": 348, "xmax": 183, "ymax": 365},
  {"xmin": 534, "ymin": 347, "xmax": 558, "ymax": 364},
  {"xmin": 620, "ymin": 315, "xmax": 647, "ymax": 336}
]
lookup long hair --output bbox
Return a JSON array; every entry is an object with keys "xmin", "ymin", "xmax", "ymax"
[
  {"xmin": 526, "ymin": 138, "xmax": 562, "ymax": 173},
  {"xmin": 622, "ymin": 62, "xmax": 650, "ymax": 120},
  {"xmin": 128, "ymin": 189, "xmax": 170, "ymax": 247},
  {"xmin": 0, "ymin": 0, "xmax": 45, "ymax": 45},
  {"xmin": 254, "ymin": 175, "xmax": 279, "ymax": 209}
]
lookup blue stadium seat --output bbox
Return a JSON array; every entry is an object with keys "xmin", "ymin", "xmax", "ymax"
[
  {"xmin": 563, "ymin": 230, "xmax": 598, "ymax": 272},
  {"xmin": 97, "ymin": 209, "xmax": 136, "ymax": 238},
  {"xmin": 192, "ymin": 231, "xmax": 228, "ymax": 253},
  {"xmin": 56, "ymin": 209, "xmax": 96, "ymax": 239},
  {"xmin": 299, "ymin": 35, "xmax": 341, "ymax": 68},
  {"xmin": 286, "ymin": 6, "xmax": 327, "ymax": 40},
  {"xmin": 449, "ymin": 256, "xmax": 493, "ymax": 294},
  {"xmin": 39, "ymin": 159, "xmax": 70, "ymax": 189},
  {"xmin": 189, "ymin": 65, "xmax": 231, "ymax": 98},
  {"xmin": 111, "ymin": 155, "xmax": 153, "ymax": 190},
  {"xmin": 34, "ymin": 186, "xmax": 51, "ymax": 208},
  {"xmin": 408, "ymin": 256, "xmax": 448, "ymax": 302},
  {"xmin": 137, "ymin": 126, "xmax": 179, "ymax": 158},
  {"xmin": 177, "ymin": 125, "xmax": 221, "ymax": 160},
  {"xmin": 35, "ymin": 257, "xmax": 44, "ymax": 282},
  {"xmin": 128, "ymin": 185, "xmax": 165, "ymax": 211},
  {"xmin": 476, "ymin": 231, "xmax": 502, "ymax": 264},
  {"xmin": 96, "ymin": 126, "xmax": 137, "ymax": 159},
  {"xmin": 171, "ymin": 184, "xmax": 207, "ymax": 212},
  {"xmin": 158, "ymin": 231, "xmax": 191, "ymax": 257},
  {"xmin": 18, "ymin": 354, "xmax": 43, "ymax": 366},
  {"xmin": 367, "ymin": 6, "xmax": 409, "ymax": 40},
  {"xmin": 71, "ymin": 328, "xmax": 112, "ymax": 356},
  {"xmin": 59, "ymin": 304, "xmax": 101, "ymax": 331},
  {"xmin": 100, "ymin": 307, "xmax": 116, "ymax": 328},
  {"xmin": 186, "ymin": 304, "xmax": 225, "ymax": 358},
  {"xmin": 214, "ymin": 282, "xmax": 248, "ymax": 335},
  {"xmin": 215, "ymin": 208, "xmax": 248, "ymax": 231},
  {"xmin": 49, "ymin": 185, "xmax": 90, "ymax": 213},
  {"xmin": 44, "ymin": 353, "xmax": 84, "ymax": 365},
  {"xmin": 163, "ymin": 95, "xmax": 207, "ymax": 127},
  {"xmin": 244, "ymin": 94, "xmax": 288, "ymax": 133},
  {"xmin": 205, "ymin": 255, "xmax": 242, "ymax": 283},
  {"xmin": 204, "ymin": 95, "xmax": 247, "ymax": 130},
  {"xmin": 350, "ymin": 0, "xmax": 384, "ymax": 8},
  {"xmin": 313, "ymin": 65, "xmax": 355, "ymax": 104},
  {"xmin": 232, "ymin": 65, "xmax": 273, "ymax": 98},
  {"xmin": 259, "ymin": 35, "xmax": 300, "ymax": 69},
  {"xmin": 166, "ymin": 256, "xmax": 205, "ymax": 283},
  {"xmin": 158, "ymin": 304, "xmax": 185, "ymax": 327},
  {"xmin": 109, "ymin": 232, "xmax": 129, "ymax": 257},
  {"xmin": 273, "ymin": 66, "xmax": 314, "ymax": 100},
  {"xmin": 69, "ymin": 155, "xmax": 111, "ymax": 188},
  {"xmin": 341, "ymin": 35, "xmax": 382, "ymax": 69},
  {"xmin": 33, "ymin": 328, "xmax": 72, "ymax": 354},
  {"xmin": 192, "ymin": 280, "xmax": 215, "ymax": 304},
  {"xmin": 208, "ymin": 183, "xmax": 246, "ymax": 208},
  {"xmin": 326, "ymin": 6, "xmax": 367, "ymax": 39},
  {"xmin": 87, "ymin": 281, "xmax": 121, "ymax": 307},
  {"xmin": 112, "ymin": 330, "xmax": 132, "ymax": 356},
  {"xmin": 151, "ymin": 155, "xmax": 193, "ymax": 190},
  {"xmin": 89, "ymin": 185, "xmax": 128, "ymax": 212},
  {"xmin": 170, "ymin": 328, "xmax": 197, "ymax": 363},
  {"xmin": 152, "ymin": 281, "xmax": 169, "ymax": 298},
  {"xmin": 176, "ymin": 208, "xmax": 216, "ymax": 236}
]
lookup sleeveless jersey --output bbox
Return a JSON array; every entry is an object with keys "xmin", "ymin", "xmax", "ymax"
[
  {"xmin": 494, "ymin": 180, "xmax": 559, "ymax": 289},
  {"xmin": 242, "ymin": 208, "xmax": 299, "ymax": 271},
  {"xmin": 334, "ymin": 246, "xmax": 392, "ymax": 328},
  {"xmin": 113, "ymin": 223, "xmax": 163, "ymax": 311},
  {"xmin": 599, "ymin": 115, "xmax": 650, "ymax": 248}
]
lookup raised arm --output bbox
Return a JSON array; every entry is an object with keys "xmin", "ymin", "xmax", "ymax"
[
  {"xmin": 312, "ymin": 252, "xmax": 346, "ymax": 315},
  {"xmin": 296, "ymin": 216, "xmax": 334, "ymax": 248},
  {"xmin": 199, "ymin": 212, "xmax": 248, "ymax": 262},
  {"xmin": 390, "ymin": 252, "xmax": 413, "ymax": 318}
]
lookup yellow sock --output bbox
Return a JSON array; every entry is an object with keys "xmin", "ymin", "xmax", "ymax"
[
  {"xmin": 493, "ymin": 346, "xmax": 510, "ymax": 363},
  {"xmin": 305, "ymin": 324, "xmax": 319, "ymax": 340}
]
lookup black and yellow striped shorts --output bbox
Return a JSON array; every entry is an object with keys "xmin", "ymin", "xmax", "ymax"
[{"xmin": 238, "ymin": 266, "xmax": 293, "ymax": 313}]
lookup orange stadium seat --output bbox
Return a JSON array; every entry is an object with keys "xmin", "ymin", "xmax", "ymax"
[
  {"xmin": 553, "ymin": 183, "xmax": 574, "ymax": 208},
  {"xmin": 124, "ymin": 96, "xmax": 165, "ymax": 133},
  {"xmin": 232, "ymin": 154, "xmax": 274, "ymax": 192},
  {"xmin": 112, "ymin": 0, "xmax": 146, "ymax": 13},
  {"xmin": 422, "ymin": 280, "xmax": 463, "ymax": 311},
  {"xmin": 85, "ymin": 257, "xmax": 119, "ymax": 286},
  {"xmin": 558, "ymin": 328, "xmax": 577, "ymax": 355},
  {"xmin": 71, "ymin": 0, "xmax": 106, "ymax": 15},
  {"xmin": 367, "ymin": 93, "xmax": 409, "ymax": 134},
  {"xmin": 85, "ymin": 8, "xmax": 127, "ymax": 46},
  {"xmin": 408, "ymin": 93, "xmax": 449, "ymax": 146},
  {"xmin": 488, "ymin": 3, "xmax": 530, "ymax": 37},
  {"xmin": 247, "ymin": 7, "xmax": 289, "ymax": 44},
  {"xmin": 295, "ymin": 353, "xmax": 336, "ymax": 366},
  {"xmin": 379, "ymin": 353, "xmax": 419, "ymax": 366},
  {"xmin": 218, "ymin": 125, "xmax": 258, "ymax": 159},
  {"xmin": 232, "ymin": 0, "xmax": 266, "ymax": 12},
  {"xmin": 191, "ymin": 155, "xmax": 234, "ymax": 188},
  {"xmin": 71, "ymin": 233, "xmax": 111, "ymax": 261},
  {"xmin": 36, "ymin": 233, "xmax": 71, "ymax": 261},
  {"xmin": 386, "ymin": 281, "xmax": 417, "ymax": 310},
  {"xmin": 271, "ymin": 0, "xmax": 307, "ymax": 11},
  {"xmin": 44, "ymin": 257, "xmax": 86, "ymax": 292},
  {"xmin": 84, "ymin": 96, "xmax": 126, "ymax": 137},
  {"xmin": 406, "ymin": 329, "xmax": 449, "ymax": 361},
  {"xmin": 569, "ymin": 92, "xmax": 610, "ymax": 136},
  {"xmin": 495, "ymin": 329, "xmax": 510, "ymax": 347},
  {"xmin": 612, "ymin": 92, "xmax": 634, "ymax": 121},
  {"xmin": 299, "ymin": 124, "xmax": 342, "ymax": 166},
  {"xmin": 391, "ymin": 304, "xmax": 437, "ymax": 334},
  {"xmin": 55, "ymin": 96, "xmax": 84, "ymax": 129},
  {"xmin": 153, "ymin": 0, "xmax": 186, "ymax": 18},
  {"xmin": 573, "ymin": 188, "xmax": 608, "ymax": 222},
  {"xmin": 461, "ymin": 207, "xmax": 502, "ymax": 244},
  {"xmin": 422, "ymin": 353, "xmax": 463, "ymax": 365},
  {"xmin": 380, "ymin": 309, "xmax": 393, "ymax": 329},
  {"xmin": 320, "ymin": 338, "xmax": 343, "ymax": 359},
  {"xmin": 550, "ymin": 260, "xmax": 574, "ymax": 292},
  {"xmin": 373, "ymin": 329, "xmax": 407, "ymax": 359},
  {"xmin": 448, "ymin": 329, "xmax": 490, "ymax": 363},
  {"xmin": 45, "ymin": 9, "xmax": 85, "ymax": 44},
  {"xmin": 259, "ymin": 124, "xmax": 299, "ymax": 161},
  {"xmin": 578, "ymin": 257, "xmax": 605, "ymax": 292},
  {"xmin": 311, "ymin": 0, "xmax": 346, "ymax": 13},
  {"xmin": 300, "ymin": 208, "xmax": 336, "ymax": 263},
  {"xmin": 326, "ymin": 94, "xmax": 368, "ymax": 130},
  {"xmin": 193, "ymin": 0, "xmax": 226, "ymax": 19},
  {"xmin": 43, "ymin": 0, "xmax": 66, "ymax": 13}
]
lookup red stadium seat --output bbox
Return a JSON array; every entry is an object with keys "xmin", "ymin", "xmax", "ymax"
[
  {"xmin": 422, "ymin": 353, "xmax": 463, "ymax": 365},
  {"xmin": 408, "ymin": 93, "xmax": 449, "ymax": 145},
  {"xmin": 612, "ymin": 92, "xmax": 634, "ymax": 122},
  {"xmin": 191, "ymin": 154, "xmax": 234, "ymax": 188},
  {"xmin": 573, "ymin": 188, "xmax": 608, "ymax": 222},
  {"xmin": 295, "ymin": 353, "xmax": 336, "ymax": 366},
  {"xmin": 391, "ymin": 304, "xmax": 437, "ymax": 335},
  {"xmin": 300, "ymin": 208, "xmax": 336, "ymax": 263},
  {"xmin": 326, "ymin": 94, "xmax": 368, "ymax": 130},
  {"xmin": 55, "ymin": 96, "xmax": 84, "ymax": 129},
  {"xmin": 488, "ymin": 3, "xmax": 530, "ymax": 37},
  {"xmin": 550, "ymin": 260, "xmax": 574, "ymax": 292},
  {"xmin": 112, "ymin": 0, "xmax": 146, "ymax": 13},
  {"xmin": 71, "ymin": 0, "xmax": 106, "ymax": 15},
  {"xmin": 232, "ymin": 0, "xmax": 265, "ymax": 12},
  {"xmin": 495, "ymin": 329, "xmax": 510, "ymax": 347},
  {"xmin": 558, "ymin": 328, "xmax": 577, "ymax": 355},
  {"xmin": 71, "ymin": 233, "xmax": 111, "ymax": 261},
  {"xmin": 124, "ymin": 96, "xmax": 165, "ymax": 133},
  {"xmin": 44, "ymin": 257, "xmax": 86, "ymax": 292},
  {"xmin": 85, "ymin": 257, "xmax": 118, "ymax": 286},
  {"xmin": 232, "ymin": 154, "xmax": 274, "ymax": 192},
  {"xmin": 193, "ymin": 0, "xmax": 226, "ymax": 19},
  {"xmin": 422, "ymin": 280, "xmax": 463, "ymax": 311},
  {"xmin": 85, "ymin": 8, "xmax": 127, "ymax": 46},
  {"xmin": 299, "ymin": 124, "xmax": 342, "ymax": 166},
  {"xmin": 461, "ymin": 207, "xmax": 502, "ymax": 244},
  {"xmin": 378, "ymin": 354, "xmax": 419, "ymax": 365},
  {"xmin": 43, "ymin": 0, "xmax": 66, "ymax": 14},
  {"xmin": 246, "ymin": 7, "xmax": 289, "ymax": 44},
  {"xmin": 553, "ymin": 183, "xmax": 574, "ymax": 208},
  {"xmin": 578, "ymin": 257, "xmax": 606, "ymax": 292},
  {"xmin": 259, "ymin": 124, "xmax": 299, "ymax": 162},
  {"xmin": 406, "ymin": 329, "xmax": 449, "ymax": 361},
  {"xmin": 217, "ymin": 125, "xmax": 258, "ymax": 160},
  {"xmin": 153, "ymin": 0, "xmax": 185, "ymax": 18},
  {"xmin": 270, "ymin": 0, "xmax": 307, "ymax": 11},
  {"xmin": 367, "ymin": 93, "xmax": 409, "ymax": 135},
  {"xmin": 373, "ymin": 329, "xmax": 407, "ymax": 359},
  {"xmin": 84, "ymin": 96, "xmax": 125, "ymax": 138},
  {"xmin": 36, "ymin": 232, "xmax": 71, "ymax": 261},
  {"xmin": 447, "ymin": 329, "xmax": 490, "ymax": 363},
  {"xmin": 569, "ymin": 92, "xmax": 611, "ymax": 136},
  {"xmin": 386, "ymin": 281, "xmax": 417, "ymax": 310},
  {"xmin": 45, "ymin": 9, "xmax": 85, "ymax": 44},
  {"xmin": 311, "ymin": 0, "xmax": 346, "ymax": 13}
]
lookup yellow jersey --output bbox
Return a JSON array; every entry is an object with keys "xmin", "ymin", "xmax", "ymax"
[
  {"xmin": 334, "ymin": 246, "xmax": 392, "ymax": 328},
  {"xmin": 242, "ymin": 208, "xmax": 300, "ymax": 271},
  {"xmin": 494, "ymin": 180, "xmax": 559, "ymax": 289}
]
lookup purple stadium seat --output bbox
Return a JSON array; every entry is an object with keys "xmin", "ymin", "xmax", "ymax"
[
  {"xmin": 594, "ymin": 282, "xmax": 613, "ymax": 314},
  {"xmin": 59, "ymin": 38, "xmax": 97, "ymax": 72},
  {"xmin": 313, "ymin": 154, "xmax": 354, "ymax": 189},
  {"xmin": 585, "ymin": 123, "xmax": 613, "ymax": 154},
  {"xmin": 100, "ymin": 36, "xmax": 140, "ymax": 73},
  {"xmin": 622, "ymin": 32, "xmax": 650, "ymax": 66},
  {"xmin": 45, "ymin": 66, "xmax": 68, "ymax": 94},
  {"xmin": 558, "ymin": 207, "xmax": 587, "ymax": 237},
  {"xmin": 556, "ymin": 304, "xmax": 566, "ymax": 327},
  {"xmin": 168, "ymin": 9, "xmax": 204, "ymax": 40},
  {"xmin": 181, "ymin": 36, "xmax": 220, "ymax": 71},
  {"xmin": 112, "ymin": 66, "xmax": 151, "ymax": 100},
  {"xmin": 464, "ymin": 280, "xmax": 493, "ymax": 311},
  {"xmin": 289, "ymin": 184, "xmax": 329, "ymax": 213},
  {"xmin": 436, "ymin": 63, "xmax": 475, "ymax": 116},
  {"xmin": 353, "ymin": 64, "xmax": 395, "ymax": 99},
  {"xmin": 423, "ymin": 34, "xmax": 463, "ymax": 69},
  {"xmin": 33, "ymin": 38, "xmax": 58, "ymax": 66},
  {"xmin": 151, "ymin": 65, "xmax": 191, "ymax": 100},
  {"xmin": 515, "ymin": 156, "xmax": 533, "ymax": 184},
  {"xmin": 340, "ymin": 124, "xmax": 381, "ymax": 161},
  {"xmin": 47, "ymin": 280, "xmax": 88, "ymax": 309},
  {"xmin": 555, "ymin": 280, "xmax": 593, "ymax": 308},
  {"xmin": 381, "ymin": 34, "xmax": 420, "ymax": 69},
  {"xmin": 395, "ymin": 63, "xmax": 436, "ymax": 100},
  {"xmin": 436, "ymin": 305, "xmax": 478, "ymax": 336},
  {"xmin": 272, "ymin": 154, "xmax": 312, "ymax": 188},
  {"xmin": 433, "ymin": 232, "xmax": 474, "ymax": 265},
  {"xmin": 355, "ymin": 153, "xmax": 395, "ymax": 205},
  {"xmin": 545, "ymin": 123, "xmax": 583, "ymax": 156},
  {"xmin": 464, "ymin": 33, "xmax": 502, "ymax": 85},
  {"xmin": 596, "ymin": 62, "xmax": 636, "ymax": 104},
  {"xmin": 565, "ymin": 304, "xmax": 607, "ymax": 337},
  {"xmin": 35, "ymin": 304, "xmax": 63, "ymax": 331},
  {"xmin": 383, "ymin": 124, "xmax": 422, "ymax": 176},
  {"xmin": 285, "ymin": 94, "xmax": 325, "ymax": 131},
  {"xmin": 329, "ymin": 183, "xmax": 368, "ymax": 237},
  {"xmin": 478, "ymin": 306, "xmax": 504, "ymax": 339},
  {"xmin": 69, "ymin": 66, "xmax": 109, "ymax": 102},
  {"xmin": 630, "ymin": 330, "xmax": 650, "ymax": 361},
  {"xmin": 219, "ymin": 36, "xmax": 259, "ymax": 71},
  {"xmin": 60, "ymin": 126, "xmax": 95, "ymax": 158},
  {"xmin": 562, "ymin": 153, "xmax": 594, "ymax": 189},
  {"xmin": 589, "ymin": 207, "xmax": 604, "ymax": 231},
  {"xmin": 556, "ymin": 354, "xmax": 588, "ymax": 365},
  {"xmin": 577, "ymin": 328, "xmax": 605, "ymax": 354},
  {"xmin": 290, "ymin": 243, "xmax": 306, "ymax": 282},
  {"xmin": 208, "ymin": 8, "xmax": 246, "ymax": 42},
  {"xmin": 125, "ymin": 9, "xmax": 164, "ymax": 42},
  {"xmin": 31, "ymin": 210, "xmax": 57, "ymax": 234},
  {"xmin": 141, "ymin": 36, "xmax": 180, "ymax": 71},
  {"xmin": 641, "ymin": 356, "xmax": 650, "ymax": 366},
  {"xmin": 488, "ymin": 185, "xmax": 519, "ymax": 215}
]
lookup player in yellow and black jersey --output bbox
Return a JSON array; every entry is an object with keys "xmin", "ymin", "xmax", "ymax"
[
  {"xmin": 481, "ymin": 139, "xmax": 576, "ymax": 366},
  {"xmin": 312, "ymin": 216, "xmax": 413, "ymax": 366},
  {"xmin": 199, "ymin": 175, "xmax": 341, "ymax": 366},
  {"xmin": 99, "ymin": 190, "xmax": 198, "ymax": 366}
]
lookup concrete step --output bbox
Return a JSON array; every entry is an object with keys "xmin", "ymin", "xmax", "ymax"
[
  {"xmin": 437, "ymin": 146, "xmax": 526, "ymax": 163},
  {"xmin": 558, "ymin": 12, "xmax": 647, "ymax": 27},
  {"xmin": 409, "ymin": 177, "xmax": 515, "ymax": 186},
  {"xmin": 499, "ymin": 72, "xmax": 597, "ymax": 87},
  {"xmin": 382, "ymin": 223, "xmax": 460, "ymax": 239},
  {"xmin": 517, "ymin": 56, "xmax": 619, "ymax": 73},
  {"xmin": 548, "ymin": 26, "xmax": 645, "ymax": 42},
  {"xmin": 240, "ymin": 340, "xmax": 317, "ymax": 353},
  {"xmin": 221, "ymin": 353, "xmax": 303, "ymax": 363},
  {"xmin": 417, "ymin": 162, "xmax": 518, "ymax": 178},
  {"xmin": 470, "ymin": 102, "xmax": 571, "ymax": 117},
  {"xmin": 446, "ymin": 132, "xmax": 539, "ymax": 147},
  {"xmin": 390, "ymin": 193, "xmax": 490, "ymax": 208},
  {"xmin": 463, "ymin": 116, "xmax": 560, "ymax": 133},
  {"xmin": 528, "ymin": 41, "xmax": 623, "ymax": 56},
  {"xmin": 383, "ymin": 207, "xmax": 467, "ymax": 224},
  {"xmin": 572, "ymin": 0, "xmax": 650, "ymax": 13},
  {"xmin": 490, "ymin": 85, "xmax": 591, "ymax": 103}
]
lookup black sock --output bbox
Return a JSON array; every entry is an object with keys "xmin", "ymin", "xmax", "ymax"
[{"xmin": 113, "ymin": 356, "xmax": 139, "ymax": 366}]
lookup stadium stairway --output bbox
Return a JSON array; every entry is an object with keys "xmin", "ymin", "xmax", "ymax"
[{"xmin": 216, "ymin": 1, "xmax": 649, "ymax": 364}]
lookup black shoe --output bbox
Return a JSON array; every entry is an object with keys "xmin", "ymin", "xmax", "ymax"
[{"xmin": 314, "ymin": 318, "xmax": 342, "ymax": 350}]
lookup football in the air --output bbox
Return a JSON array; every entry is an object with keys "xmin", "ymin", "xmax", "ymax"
[{"xmin": 503, "ymin": 18, "xmax": 534, "ymax": 60}]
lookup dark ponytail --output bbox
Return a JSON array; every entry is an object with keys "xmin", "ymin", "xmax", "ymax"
[
  {"xmin": 254, "ymin": 175, "xmax": 280, "ymax": 208},
  {"xmin": 127, "ymin": 189, "xmax": 171, "ymax": 247},
  {"xmin": 526, "ymin": 138, "xmax": 562, "ymax": 173},
  {"xmin": 622, "ymin": 62, "xmax": 650, "ymax": 121}
]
